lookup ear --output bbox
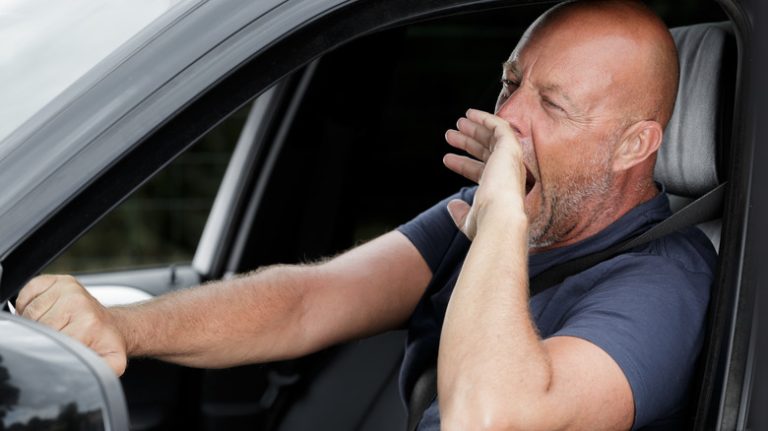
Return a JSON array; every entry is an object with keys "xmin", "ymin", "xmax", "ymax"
[{"xmin": 612, "ymin": 120, "xmax": 663, "ymax": 172}]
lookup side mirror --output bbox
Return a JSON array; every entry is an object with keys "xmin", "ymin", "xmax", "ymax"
[{"xmin": 0, "ymin": 312, "xmax": 129, "ymax": 430}]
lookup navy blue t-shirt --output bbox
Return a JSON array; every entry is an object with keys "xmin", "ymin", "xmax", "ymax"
[{"xmin": 397, "ymin": 186, "xmax": 716, "ymax": 430}]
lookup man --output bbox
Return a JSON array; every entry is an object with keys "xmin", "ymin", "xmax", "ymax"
[{"xmin": 16, "ymin": 1, "xmax": 716, "ymax": 429}]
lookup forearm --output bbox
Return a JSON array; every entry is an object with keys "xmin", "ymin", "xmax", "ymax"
[
  {"xmin": 110, "ymin": 264, "xmax": 318, "ymax": 368},
  {"xmin": 439, "ymin": 212, "xmax": 556, "ymax": 429}
]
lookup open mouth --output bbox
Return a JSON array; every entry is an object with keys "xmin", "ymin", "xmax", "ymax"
[{"xmin": 525, "ymin": 167, "xmax": 536, "ymax": 195}]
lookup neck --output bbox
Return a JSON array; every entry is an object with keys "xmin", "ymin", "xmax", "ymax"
[{"xmin": 530, "ymin": 175, "xmax": 658, "ymax": 254}]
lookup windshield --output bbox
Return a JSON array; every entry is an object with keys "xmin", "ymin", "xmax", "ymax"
[{"xmin": 0, "ymin": 0, "xmax": 198, "ymax": 142}]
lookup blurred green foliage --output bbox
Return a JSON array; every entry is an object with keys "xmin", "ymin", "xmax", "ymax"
[{"xmin": 46, "ymin": 106, "xmax": 249, "ymax": 273}]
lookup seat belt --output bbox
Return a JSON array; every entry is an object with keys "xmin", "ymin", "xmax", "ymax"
[
  {"xmin": 406, "ymin": 182, "xmax": 727, "ymax": 431},
  {"xmin": 529, "ymin": 182, "xmax": 726, "ymax": 294},
  {"xmin": 407, "ymin": 367, "xmax": 437, "ymax": 431}
]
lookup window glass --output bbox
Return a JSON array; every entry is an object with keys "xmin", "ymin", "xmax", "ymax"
[
  {"xmin": 46, "ymin": 105, "xmax": 249, "ymax": 272},
  {"xmin": 0, "ymin": 0, "xmax": 198, "ymax": 141}
]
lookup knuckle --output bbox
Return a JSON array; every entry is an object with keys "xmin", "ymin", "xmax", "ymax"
[
  {"xmin": 34, "ymin": 275, "xmax": 56, "ymax": 289},
  {"xmin": 62, "ymin": 290, "xmax": 86, "ymax": 307},
  {"xmin": 24, "ymin": 302, "xmax": 47, "ymax": 322},
  {"xmin": 58, "ymin": 296, "xmax": 80, "ymax": 316},
  {"xmin": 62, "ymin": 274, "xmax": 80, "ymax": 285},
  {"xmin": 15, "ymin": 293, "xmax": 28, "ymax": 312},
  {"xmin": 21, "ymin": 302, "xmax": 38, "ymax": 320},
  {"xmin": 17, "ymin": 276, "xmax": 43, "ymax": 302},
  {"xmin": 64, "ymin": 289, "xmax": 97, "ymax": 310},
  {"xmin": 33, "ymin": 274, "xmax": 54, "ymax": 284},
  {"xmin": 60, "ymin": 276, "xmax": 82, "ymax": 291}
]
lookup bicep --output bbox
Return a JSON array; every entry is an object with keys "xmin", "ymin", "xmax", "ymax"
[
  {"xmin": 302, "ymin": 230, "xmax": 432, "ymax": 347},
  {"xmin": 543, "ymin": 336, "xmax": 634, "ymax": 431}
]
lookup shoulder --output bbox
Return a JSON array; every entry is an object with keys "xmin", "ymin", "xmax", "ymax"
[
  {"xmin": 594, "ymin": 225, "xmax": 717, "ymax": 294},
  {"xmin": 646, "ymin": 225, "xmax": 717, "ymax": 274}
]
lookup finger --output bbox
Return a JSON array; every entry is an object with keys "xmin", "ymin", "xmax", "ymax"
[
  {"xmin": 466, "ymin": 108, "xmax": 506, "ymax": 129},
  {"xmin": 466, "ymin": 108, "xmax": 519, "ymax": 142},
  {"xmin": 445, "ymin": 129, "xmax": 491, "ymax": 162},
  {"xmin": 457, "ymin": 117, "xmax": 494, "ymax": 153},
  {"xmin": 443, "ymin": 153, "xmax": 485, "ymax": 183},
  {"xmin": 447, "ymin": 199, "xmax": 474, "ymax": 239},
  {"xmin": 15, "ymin": 275, "xmax": 58, "ymax": 315},
  {"xmin": 36, "ymin": 293, "xmax": 78, "ymax": 331},
  {"xmin": 457, "ymin": 116, "xmax": 493, "ymax": 141},
  {"xmin": 20, "ymin": 285, "xmax": 61, "ymax": 322},
  {"xmin": 38, "ymin": 308, "xmax": 74, "ymax": 332}
]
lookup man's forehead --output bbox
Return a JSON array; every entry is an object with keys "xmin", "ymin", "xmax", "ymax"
[{"xmin": 502, "ymin": 35, "xmax": 628, "ymax": 103}]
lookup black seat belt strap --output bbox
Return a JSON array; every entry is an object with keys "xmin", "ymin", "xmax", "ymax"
[
  {"xmin": 406, "ymin": 182, "xmax": 726, "ymax": 430},
  {"xmin": 407, "ymin": 367, "xmax": 437, "ymax": 431}
]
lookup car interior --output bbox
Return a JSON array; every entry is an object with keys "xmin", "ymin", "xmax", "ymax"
[{"xmin": 52, "ymin": 1, "xmax": 741, "ymax": 430}]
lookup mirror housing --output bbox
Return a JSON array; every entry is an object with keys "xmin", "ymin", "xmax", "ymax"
[{"xmin": 0, "ymin": 312, "xmax": 128, "ymax": 430}]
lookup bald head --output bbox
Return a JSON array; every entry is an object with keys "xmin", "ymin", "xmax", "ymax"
[
  {"xmin": 492, "ymin": 1, "xmax": 682, "ymax": 247},
  {"xmin": 518, "ymin": 0, "xmax": 679, "ymax": 128}
]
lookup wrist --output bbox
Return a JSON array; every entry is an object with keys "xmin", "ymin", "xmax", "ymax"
[
  {"xmin": 477, "ymin": 198, "xmax": 528, "ymax": 232},
  {"xmin": 108, "ymin": 306, "xmax": 138, "ymax": 356}
]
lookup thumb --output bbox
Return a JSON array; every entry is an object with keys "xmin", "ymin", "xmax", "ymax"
[{"xmin": 447, "ymin": 199, "xmax": 474, "ymax": 239}]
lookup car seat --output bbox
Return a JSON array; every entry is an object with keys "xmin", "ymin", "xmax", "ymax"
[
  {"xmin": 655, "ymin": 22, "xmax": 735, "ymax": 250},
  {"xmin": 656, "ymin": 21, "xmax": 736, "ymax": 429}
]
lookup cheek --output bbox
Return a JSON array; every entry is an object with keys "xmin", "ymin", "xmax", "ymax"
[
  {"xmin": 528, "ymin": 124, "xmax": 573, "ymax": 182},
  {"xmin": 531, "ymin": 119, "xmax": 608, "ymax": 181}
]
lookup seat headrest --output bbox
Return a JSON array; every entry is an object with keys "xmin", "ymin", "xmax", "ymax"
[{"xmin": 654, "ymin": 22, "xmax": 734, "ymax": 198}]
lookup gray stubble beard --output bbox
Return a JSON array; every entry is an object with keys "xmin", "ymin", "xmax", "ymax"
[{"xmin": 527, "ymin": 157, "xmax": 615, "ymax": 249}]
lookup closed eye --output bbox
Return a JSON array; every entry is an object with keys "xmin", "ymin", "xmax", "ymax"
[{"xmin": 542, "ymin": 97, "xmax": 564, "ymax": 112}]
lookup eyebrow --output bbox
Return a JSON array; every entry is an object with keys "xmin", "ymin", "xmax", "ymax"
[{"xmin": 502, "ymin": 60, "xmax": 521, "ymax": 78}]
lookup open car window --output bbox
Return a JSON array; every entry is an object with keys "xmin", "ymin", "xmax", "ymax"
[{"xmin": 45, "ymin": 105, "xmax": 247, "ymax": 273}]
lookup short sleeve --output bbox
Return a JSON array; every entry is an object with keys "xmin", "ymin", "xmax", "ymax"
[
  {"xmin": 553, "ymin": 253, "xmax": 712, "ymax": 429},
  {"xmin": 397, "ymin": 187, "xmax": 476, "ymax": 273}
]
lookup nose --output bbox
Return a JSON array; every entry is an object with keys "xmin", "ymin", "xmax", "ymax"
[{"xmin": 494, "ymin": 87, "xmax": 529, "ymax": 139}]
